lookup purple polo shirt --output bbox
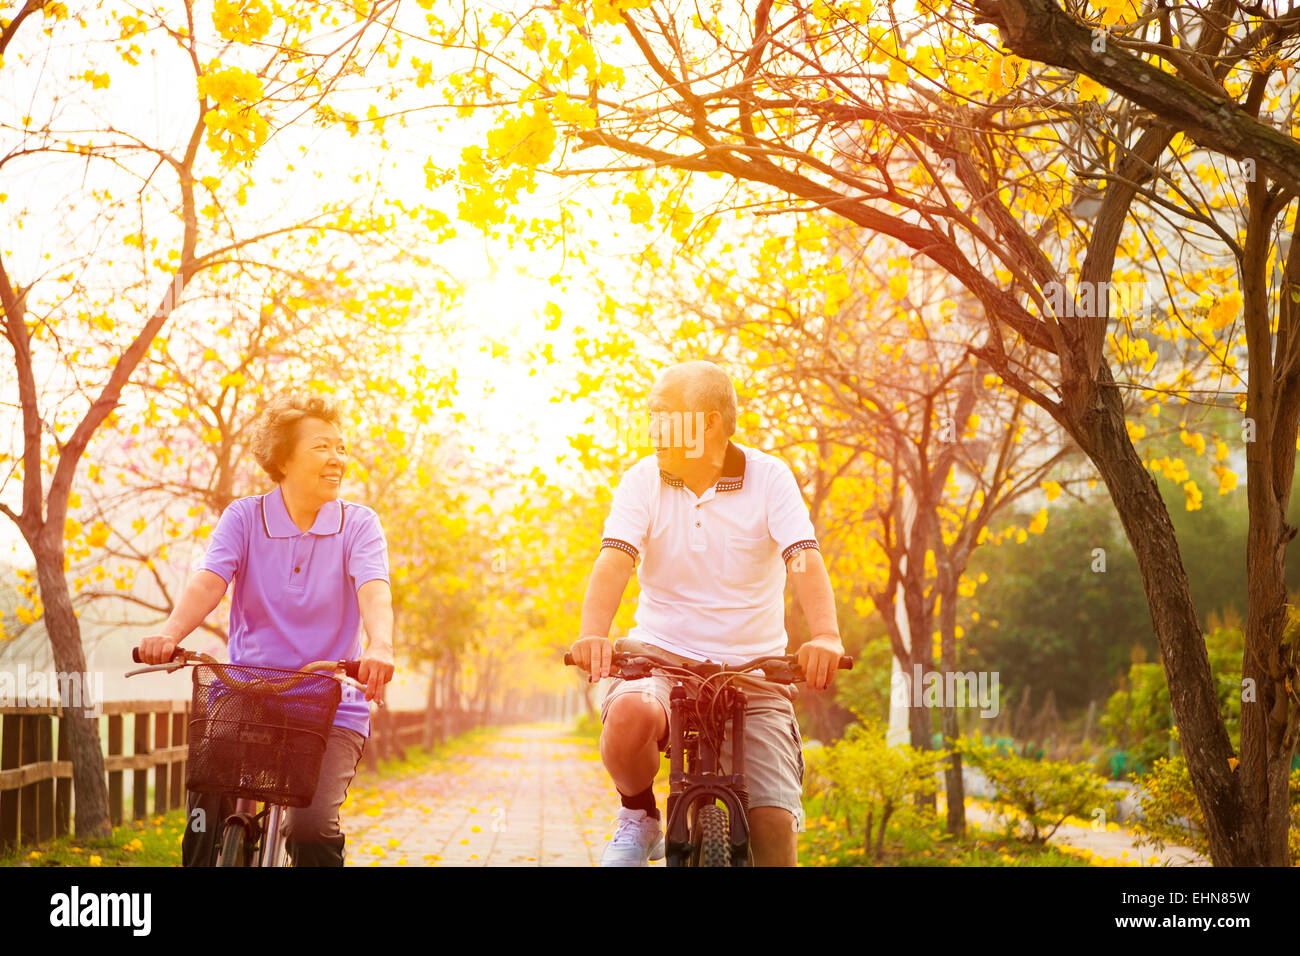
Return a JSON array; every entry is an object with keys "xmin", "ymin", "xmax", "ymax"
[{"xmin": 197, "ymin": 483, "xmax": 391, "ymax": 737}]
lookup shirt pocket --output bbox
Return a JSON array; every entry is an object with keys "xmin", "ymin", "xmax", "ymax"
[{"xmin": 723, "ymin": 533, "xmax": 773, "ymax": 595}]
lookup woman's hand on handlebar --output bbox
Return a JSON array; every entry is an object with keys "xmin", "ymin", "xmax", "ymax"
[
  {"xmin": 358, "ymin": 643, "xmax": 395, "ymax": 703},
  {"xmin": 569, "ymin": 635, "xmax": 613, "ymax": 683},
  {"xmin": 138, "ymin": 633, "xmax": 182, "ymax": 666},
  {"xmin": 798, "ymin": 634, "xmax": 846, "ymax": 692}
]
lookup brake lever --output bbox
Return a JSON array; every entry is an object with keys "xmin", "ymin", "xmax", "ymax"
[{"xmin": 124, "ymin": 662, "xmax": 189, "ymax": 678}]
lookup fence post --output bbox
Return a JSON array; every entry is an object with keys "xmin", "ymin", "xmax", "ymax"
[
  {"xmin": 170, "ymin": 709, "xmax": 185, "ymax": 810},
  {"xmin": 55, "ymin": 714, "xmax": 70, "ymax": 837},
  {"xmin": 133, "ymin": 711, "xmax": 150, "ymax": 821},
  {"xmin": 19, "ymin": 715, "xmax": 37, "ymax": 846},
  {"xmin": 37, "ymin": 714, "xmax": 53, "ymax": 843},
  {"xmin": 154, "ymin": 710, "xmax": 171, "ymax": 815},
  {"xmin": 0, "ymin": 715, "xmax": 17, "ymax": 852},
  {"xmin": 107, "ymin": 713, "xmax": 124, "ymax": 826}
]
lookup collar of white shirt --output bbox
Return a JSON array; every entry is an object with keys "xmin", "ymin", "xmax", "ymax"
[{"xmin": 657, "ymin": 440, "xmax": 746, "ymax": 492}]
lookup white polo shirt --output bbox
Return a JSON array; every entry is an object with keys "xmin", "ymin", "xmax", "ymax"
[{"xmin": 600, "ymin": 440, "xmax": 820, "ymax": 665}]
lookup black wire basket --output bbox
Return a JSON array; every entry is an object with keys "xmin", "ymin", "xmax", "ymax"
[{"xmin": 186, "ymin": 662, "xmax": 342, "ymax": 808}]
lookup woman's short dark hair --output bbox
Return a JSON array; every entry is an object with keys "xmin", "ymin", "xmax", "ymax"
[{"xmin": 250, "ymin": 394, "xmax": 344, "ymax": 483}]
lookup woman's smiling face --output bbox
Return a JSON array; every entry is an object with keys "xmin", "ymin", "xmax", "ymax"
[{"xmin": 281, "ymin": 416, "xmax": 348, "ymax": 501}]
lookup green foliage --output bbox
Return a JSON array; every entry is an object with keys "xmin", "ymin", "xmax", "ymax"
[
  {"xmin": 959, "ymin": 734, "xmax": 1115, "ymax": 843},
  {"xmin": 826, "ymin": 631, "xmax": 894, "ymax": 726},
  {"xmin": 1132, "ymin": 755, "xmax": 1300, "ymax": 864},
  {"xmin": 1128, "ymin": 752, "xmax": 1207, "ymax": 858},
  {"xmin": 798, "ymin": 794, "xmax": 1091, "ymax": 866},
  {"xmin": 966, "ymin": 442, "xmax": 1300, "ymax": 717},
  {"xmin": 1101, "ymin": 626, "xmax": 1244, "ymax": 775},
  {"xmin": 965, "ymin": 496, "xmax": 1153, "ymax": 712},
  {"xmin": 803, "ymin": 718, "xmax": 949, "ymax": 860}
]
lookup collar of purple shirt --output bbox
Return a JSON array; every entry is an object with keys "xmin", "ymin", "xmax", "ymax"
[{"xmin": 259, "ymin": 483, "xmax": 344, "ymax": 538}]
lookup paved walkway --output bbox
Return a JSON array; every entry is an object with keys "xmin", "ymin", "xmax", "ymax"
[
  {"xmin": 340, "ymin": 722, "xmax": 1209, "ymax": 867},
  {"xmin": 340, "ymin": 722, "xmax": 659, "ymax": 866}
]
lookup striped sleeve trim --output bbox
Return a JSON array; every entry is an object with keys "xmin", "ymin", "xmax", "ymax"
[
  {"xmin": 781, "ymin": 539, "xmax": 820, "ymax": 563},
  {"xmin": 601, "ymin": 538, "xmax": 639, "ymax": 561}
]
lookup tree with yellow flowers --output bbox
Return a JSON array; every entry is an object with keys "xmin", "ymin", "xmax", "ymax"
[
  {"xmin": 0, "ymin": 0, "xmax": 409, "ymax": 838},
  {"xmin": 415, "ymin": 0, "xmax": 1292, "ymax": 864}
]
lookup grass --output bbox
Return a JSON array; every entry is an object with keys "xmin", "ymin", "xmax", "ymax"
[
  {"xmin": 571, "ymin": 711, "xmax": 602, "ymax": 743},
  {"xmin": 0, "ymin": 810, "xmax": 189, "ymax": 868}
]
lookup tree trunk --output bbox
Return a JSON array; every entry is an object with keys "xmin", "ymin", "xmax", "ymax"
[
  {"xmin": 478, "ymin": 660, "xmax": 494, "ymax": 724},
  {"xmin": 422, "ymin": 663, "xmax": 441, "ymax": 750},
  {"xmin": 33, "ymin": 535, "xmax": 111, "ymax": 839},
  {"xmin": 1238, "ymin": 182, "xmax": 1300, "ymax": 866},
  {"xmin": 1072, "ymin": 361, "xmax": 1257, "ymax": 865},
  {"xmin": 901, "ymin": 573, "xmax": 936, "ymax": 812},
  {"xmin": 936, "ymin": 572, "xmax": 966, "ymax": 839}
]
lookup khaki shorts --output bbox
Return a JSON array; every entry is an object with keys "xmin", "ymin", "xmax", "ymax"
[{"xmin": 599, "ymin": 638, "xmax": 806, "ymax": 829}]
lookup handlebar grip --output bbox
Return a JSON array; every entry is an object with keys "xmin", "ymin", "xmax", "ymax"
[
  {"xmin": 132, "ymin": 647, "xmax": 184, "ymax": 664},
  {"xmin": 342, "ymin": 660, "xmax": 362, "ymax": 679},
  {"xmin": 839, "ymin": 656, "xmax": 854, "ymax": 670},
  {"xmin": 563, "ymin": 652, "xmax": 575, "ymax": 667}
]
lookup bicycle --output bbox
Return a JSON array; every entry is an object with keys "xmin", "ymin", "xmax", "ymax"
[
  {"xmin": 565, "ymin": 644, "xmax": 853, "ymax": 866},
  {"xmin": 127, "ymin": 647, "xmax": 365, "ymax": 867}
]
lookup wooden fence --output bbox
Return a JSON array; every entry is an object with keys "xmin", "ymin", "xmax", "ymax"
[
  {"xmin": 0, "ymin": 700, "xmax": 190, "ymax": 854},
  {"xmin": 0, "ymin": 700, "xmax": 543, "ymax": 854}
]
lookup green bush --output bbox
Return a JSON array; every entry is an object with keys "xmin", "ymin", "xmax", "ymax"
[
  {"xmin": 1129, "ymin": 751, "xmax": 1206, "ymax": 857},
  {"xmin": 1132, "ymin": 750, "xmax": 1300, "ymax": 864},
  {"xmin": 1100, "ymin": 626, "xmax": 1243, "ymax": 776},
  {"xmin": 959, "ymin": 734, "xmax": 1115, "ymax": 843},
  {"xmin": 803, "ymin": 718, "xmax": 949, "ymax": 860}
]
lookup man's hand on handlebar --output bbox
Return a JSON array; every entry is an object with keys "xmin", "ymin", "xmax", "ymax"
[
  {"xmin": 798, "ymin": 634, "xmax": 846, "ymax": 692},
  {"xmin": 569, "ymin": 635, "xmax": 613, "ymax": 683},
  {"xmin": 138, "ymin": 633, "xmax": 183, "ymax": 666}
]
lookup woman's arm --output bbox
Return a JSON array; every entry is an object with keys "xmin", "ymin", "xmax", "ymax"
[
  {"xmin": 138, "ymin": 569, "xmax": 230, "ymax": 663},
  {"xmin": 356, "ymin": 578, "xmax": 395, "ymax": 702}
]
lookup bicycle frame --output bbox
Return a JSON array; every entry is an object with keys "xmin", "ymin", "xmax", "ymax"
[
  {"xmin": 222, "ymin": 798, "xmax": 292, "ymax": 867},
  {"xmin": 664, "ymin": 680, "xmax": 753, "ymax": 867}
]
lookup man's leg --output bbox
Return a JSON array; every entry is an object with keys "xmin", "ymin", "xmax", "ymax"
[
  {"xmin": 727, "ymin": 687, "xmax": 805, "ymax": 867},
  {"xmin": 597, "ymin": 671, "xmax": 671, "ymax": 865},
  {"xmin": 600, "ymin": 690, "xmax": 667, "ymax": 795},
  {"xmin": 284, "ymin": 726, "xmax": 366, "ymax": 867},
  {"xmin": 749, "ymin": 807, "xmax": 798, "ymax": 866}
]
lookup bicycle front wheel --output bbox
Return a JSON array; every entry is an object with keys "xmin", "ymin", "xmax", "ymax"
[
  {"xmin": 696, "ymin": 804, "xmax": 731, "ymax": 867},
  {"xmin": 217, "ymin": 822, "xmax": 251, "ymax": 867}
]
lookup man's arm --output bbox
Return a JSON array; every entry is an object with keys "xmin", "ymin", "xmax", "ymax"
[
  {"xmin": 571, "ymin": 547, "xmax": 636, "ymax": 681},
  {"xmin": 357, "ymin": 579, "xmax": 395, "ymax": 702},
  {"xmin": 787, "ymin": 548, "xmax": 844, "ymax": 691},
  {"xmin": 137, "ymin": 569, "xmax": 229, "ymax": 663}
]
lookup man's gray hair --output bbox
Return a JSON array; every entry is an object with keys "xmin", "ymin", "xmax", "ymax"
[{"xmin": 667, "ymin": 361, "xmax": 737, "ymax": 437}]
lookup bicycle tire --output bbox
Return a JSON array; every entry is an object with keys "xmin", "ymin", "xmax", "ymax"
[
  {"xmin": 696, "ymin": 804, "xmax": 731, "ymax": 867},
  {"xmin": 217, "ymin": 821, "xmax": 251, "ymax": 867}
]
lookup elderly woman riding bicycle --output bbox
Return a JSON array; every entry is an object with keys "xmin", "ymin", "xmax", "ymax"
[{"xmin": 138, "ymin": 393, "xmax": 395, "ymax": 866}]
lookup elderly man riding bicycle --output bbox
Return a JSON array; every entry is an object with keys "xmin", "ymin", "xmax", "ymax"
[{"xmin": 570, "ymin": 360, "xmax": 844, "ymax": 866}]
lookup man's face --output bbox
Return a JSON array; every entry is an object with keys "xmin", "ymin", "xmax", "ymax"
[{"xmin": 647, "ymin": 376, "xmax": 707, "ymax": 468}]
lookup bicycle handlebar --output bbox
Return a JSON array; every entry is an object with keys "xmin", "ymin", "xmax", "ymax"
[
  {"xmin": 562, "ymin": 649, "xmax": 853, "ymax": 674},
  {"xmin": 130, "ymin": 646, "xmax": 363, "ymax": 680}
]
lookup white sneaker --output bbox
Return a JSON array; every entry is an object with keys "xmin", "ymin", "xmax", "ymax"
[{"xmin": 599, "ymin": 807, "xmax": 665, "ymax": 867}]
